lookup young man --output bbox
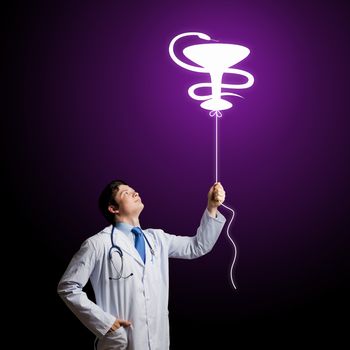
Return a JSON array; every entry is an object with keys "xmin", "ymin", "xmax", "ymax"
[{"xmin": 57, "ymin": 180, "xmax": 226, "ymax": 350}]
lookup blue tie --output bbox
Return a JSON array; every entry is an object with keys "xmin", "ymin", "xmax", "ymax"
[{"xmin": 131, "ymin": 227, "xmax": 146, "ymax": 263}]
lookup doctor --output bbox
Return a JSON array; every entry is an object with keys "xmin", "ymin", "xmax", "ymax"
[{"xmin": 57, "ymin": 179, "xmax": 226, "ymax": 350}]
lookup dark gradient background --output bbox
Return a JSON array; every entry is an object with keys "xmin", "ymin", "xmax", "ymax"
[{"xmin": 4, "ymin": 0, "xmax": 349, "ymax": 348}]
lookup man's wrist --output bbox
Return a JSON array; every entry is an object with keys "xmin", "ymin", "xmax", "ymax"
[
  {"xmin": 207, "ymin": 206, "xmax": 218, "ymax": 218},
  {"xmin": 108, "ymin": 319, "xmax": 119, "ymax": 333}
]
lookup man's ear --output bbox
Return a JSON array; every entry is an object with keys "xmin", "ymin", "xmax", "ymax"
[{"xmin": 108, "ymin": 205, "xmax": 119, "ymax": 215}]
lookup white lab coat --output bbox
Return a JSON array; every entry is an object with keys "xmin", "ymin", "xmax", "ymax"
[{"xmin": 57, "ymin": 209, "xmax": 226, "ymax": 350}]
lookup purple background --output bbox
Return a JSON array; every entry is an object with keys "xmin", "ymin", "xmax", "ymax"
[{"xmin": 5, "ymin": 0, "xmax": 349, "ymax": 348}]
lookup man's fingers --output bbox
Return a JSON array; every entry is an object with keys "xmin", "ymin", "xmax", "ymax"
[
  {"xmin": 215, "ymin": 196, "xmax": 225, "ymax": 203},
  {"xmin": 209, "ymin": 182, "xmax": 225, "ymax": 204},
  {"xmin": 213, "ymin": 190, "xmax": 225, "ymax": 198},
  {"xmin": 216, "ymin": 193, "xmax": 225, "ymax": 199},
  {"xmin": 213, "ymin": 182, "xmax": 223, "ymax": 189},
  {"xmin": 119, "ymin": 320, "xmax": 132, "ymax": 327}
]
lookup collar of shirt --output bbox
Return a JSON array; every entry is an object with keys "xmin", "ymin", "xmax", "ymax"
[{"xmin": 114, "ymin": 221, "xmax": 138, "ymax": 244}]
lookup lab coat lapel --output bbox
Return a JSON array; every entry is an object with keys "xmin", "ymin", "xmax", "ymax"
[{"xmin": 114, "ymin": 229, "xmax": 145, "ymax": 267}]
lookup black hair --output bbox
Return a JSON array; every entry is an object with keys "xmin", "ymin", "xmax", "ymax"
[{"xmin": 98, "ymin": 180, "xmax": 128, "ymax": 224}]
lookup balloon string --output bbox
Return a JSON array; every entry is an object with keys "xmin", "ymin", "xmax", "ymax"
[
  {"xmin": 211, "ymin": 110, "xmax": 238, "ymax": 290},
  {"xmin": 221, "ymin": 203, "xmax": 237, "ymax": 290}
]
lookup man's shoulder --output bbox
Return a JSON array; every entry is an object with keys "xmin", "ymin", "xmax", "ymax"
[
  {"xmin": 144, "ymin": 228, "xmax": 164, "ymax": 235},
  {"xmin": 144, "ymin": 228, "xmax": 168, "ymax": 243},
  {"xmin": 83, "ymin": 225, "xmax": 113, "ymax": 246}
]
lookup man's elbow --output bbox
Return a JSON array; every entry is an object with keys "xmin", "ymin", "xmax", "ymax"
[
  {"xmin": 191, "ymin": 241, "xmax": 214, "ymax": 258},
  {"xmin": 57, "ymin": 280, "xmax": 67, "ymax": 298},
  {"xmin": 57, "ymin": 280, "xmax": 76, "ymax": 298}
]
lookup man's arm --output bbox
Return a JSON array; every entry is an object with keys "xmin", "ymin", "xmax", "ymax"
[
  {"xmin": 165, "ymin": 183, "xmax": 227, "ymax": 259},
  {"xmin": 57, "ymin": 239, "xmax": 116, "ymax": 337}
]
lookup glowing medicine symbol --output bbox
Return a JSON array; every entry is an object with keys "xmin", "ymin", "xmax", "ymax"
[{"xmin": 169, "ymin": 32, "xmax": 254, "ymax": 115}]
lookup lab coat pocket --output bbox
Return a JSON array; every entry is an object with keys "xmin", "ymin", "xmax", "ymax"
[{"xmin": 98, "ymin": 327, "xmax": 128, "ymax": 350}]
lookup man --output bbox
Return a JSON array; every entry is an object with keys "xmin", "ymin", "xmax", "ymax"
[{"xmin": 57, "ymin": 180, "xmax": 226, "ymax": 350}]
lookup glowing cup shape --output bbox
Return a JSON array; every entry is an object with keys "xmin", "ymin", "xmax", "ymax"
[
  {"xmin": 169, "ymin": 32, "xmax": 254, "ymax": 112},
  {"xmin": 183, "ymin": 43, "xmax": 249, "ymax": 69}
]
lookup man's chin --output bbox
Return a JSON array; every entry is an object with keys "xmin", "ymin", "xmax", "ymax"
[{"xmin": 138, "ymin": 203, "xmax": 145, "ymax": 213}]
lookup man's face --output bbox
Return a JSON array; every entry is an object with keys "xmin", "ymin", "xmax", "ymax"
[{"xmin": 114, "ymin": 185, "xmax": 144, "ymax": 217}]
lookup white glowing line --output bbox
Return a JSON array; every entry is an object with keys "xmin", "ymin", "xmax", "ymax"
[
  {"xmin": 169, "ymin": 32, "xmax": 211, "ymax": 73},
  {"xmin": 222, "ymin": 203, "xmax": 237, "ymax": 290},
  {"xmin": 188, "ymin": 82, "xmax": 244, "ymax": 101},
  {"xmin": 214, "ymin": 114, "xmax": 238, "ymax": 290},
  {"xmin": 216, "ymin": 113, "xmax": 218, "ymax": 182},
  {"xmin": 223, "ymin": 68, "xmax": 255, "ymax": 89}
]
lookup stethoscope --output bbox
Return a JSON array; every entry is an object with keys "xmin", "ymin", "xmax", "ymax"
[{"xmin": 108, "ymin": 225, "xmax": 155, "ymax": 280}]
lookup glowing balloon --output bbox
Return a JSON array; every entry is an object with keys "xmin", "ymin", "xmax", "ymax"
[{"xmin": 169, "ymin": 32, "xmax": 254, "ymax": 113}]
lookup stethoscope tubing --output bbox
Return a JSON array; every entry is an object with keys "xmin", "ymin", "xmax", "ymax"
[{"xmin": 110, "ymin": 225, "xmax": 155, "ymax": 257}]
